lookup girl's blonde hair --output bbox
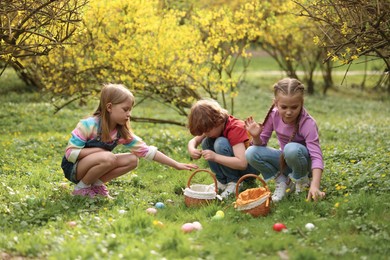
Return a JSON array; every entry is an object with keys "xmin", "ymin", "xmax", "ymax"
[
  {"xmin": 93, "ymin": 83, "xmax": 135, "ymax": 142},
  {"xmin": 188, "ymin": 99, "xmax": 228, "ymax": 136},
  {"xmin": 262, "ymin": 78, "xmax": 305, "ymax": 174}
]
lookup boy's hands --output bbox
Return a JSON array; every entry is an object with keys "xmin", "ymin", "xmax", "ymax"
[
  {"xmin": 188, "ymin": 148, "xmax": 202, "ymax": 159},
  {"xmin": 201, "ymin": 149, "xmax": 216, "ymax": 161},
  {"xmin": 189, "ymin": 148, "xmax": 217, "ymax": 162},
  {"xmin": 245, "ymin": 116, "xmax": 263, "ymax": 140}
]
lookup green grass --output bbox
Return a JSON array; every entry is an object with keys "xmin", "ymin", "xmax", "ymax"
[{"xmin": 1, "ymin": 63, "xmax": 390, "ymax": 259}]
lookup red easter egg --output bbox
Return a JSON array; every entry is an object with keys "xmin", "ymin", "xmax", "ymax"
[{"xmin": 273, "ymin": 223, "xmax": 287, "ymax": 232}]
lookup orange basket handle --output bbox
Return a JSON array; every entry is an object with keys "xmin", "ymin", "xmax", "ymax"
[
  {"xmin": 235, "ymin": 173, "xmax": 270, "ymax": 199},
  {"xmin": 187, "ymin": 169, "xmax": 218, "ymax": 194}
]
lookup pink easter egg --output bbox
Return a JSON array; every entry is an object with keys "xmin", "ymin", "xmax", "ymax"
[
  {"xmin": 146, "ymin": 207, "xmax": 157, "ymax": 215},
  {"xmin": 67, "ymin": 221, "xmax": 77, "ymax": 227},
  {"xmin": 181, "ymin": 223, "xmax": 195, "ymax": 233}
]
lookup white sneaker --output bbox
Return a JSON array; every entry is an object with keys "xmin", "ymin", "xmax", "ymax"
[
  {"xmin": 295, "ymin": 177, "xmax": 310, "ymax": 194},
  {"xmin": 272, "ymin": 180, "xmax": 294, "ymax": 202},
  {"xmin": 209, "ymin": 180, "xmax": 227, "ymax": 192},
  {"xmin": 220, "ymin": 182, "xmax": 238, "ymax": 198}
]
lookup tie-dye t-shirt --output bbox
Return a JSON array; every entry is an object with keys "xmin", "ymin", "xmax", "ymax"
[{"xmin": 64, "ymin": 116, "xmax": 151, "ymax": 163}]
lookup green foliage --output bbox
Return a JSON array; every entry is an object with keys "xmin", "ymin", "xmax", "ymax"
[
  {"xmin": 1, "ymin": 71, "xmax": 390, "ymax": 259},
  {"xmin": 0, "ymin": 0, "xmax": 87, "ymax": 60},
  {"xmin": 24, "ymin": 0, "xmax": 268, "ymax": 118}
]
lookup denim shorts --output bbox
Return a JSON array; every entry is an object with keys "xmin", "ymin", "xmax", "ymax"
[{"xmin": 61, "ymin": 156, "xmax": 79, "ymax": 184}]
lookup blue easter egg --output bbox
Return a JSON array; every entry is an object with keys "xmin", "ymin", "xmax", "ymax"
[{"xmin": 155, "ymin": 202, "xmax": 165, "ymax": 209}]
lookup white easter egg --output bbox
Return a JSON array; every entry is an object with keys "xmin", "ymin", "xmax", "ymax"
[
  {"xmin": 305, "ymin": 223, "xmax": 315, "ymax": 231},
  {"xmin": 192, "ymin": 221, "xmax": 203, "ymax": 230}
]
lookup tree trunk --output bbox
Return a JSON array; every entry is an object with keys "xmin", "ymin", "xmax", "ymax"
[{"xmin": 322, "ymin": 60, "xmax": 333, "ymax": 95}]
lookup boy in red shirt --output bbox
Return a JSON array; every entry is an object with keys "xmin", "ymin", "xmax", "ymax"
[{"xmin": 187, "ymin": 99, "xmax": 258, "ymax": 198}]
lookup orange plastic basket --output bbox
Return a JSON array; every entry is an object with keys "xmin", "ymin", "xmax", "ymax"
[
  {"xmin": 234, "ymin": 174, "xmax": 272, "ymax": 217},
  {"xmin": 184, "ymin": 169, "xmax": 218, "ymax": 207}
]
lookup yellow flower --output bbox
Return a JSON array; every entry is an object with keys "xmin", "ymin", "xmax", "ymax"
[{"xmin": 313, "ymin": 36, "xmax": 320, "ymax": 45}]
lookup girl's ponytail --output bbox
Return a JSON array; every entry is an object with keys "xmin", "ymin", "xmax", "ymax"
[{"xmin": 262, "ymin": 103, "xmax": 274, "ymax": 126}]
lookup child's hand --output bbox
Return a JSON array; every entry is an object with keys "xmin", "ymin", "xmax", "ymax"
[
  {"xmin": 306, "ymin": 187, "xmax": 325, "ymax": 201},
  {"xmin": 189, "ymin": 148, "xmax": 202, "ymax": 160},
  {"xmin": 175, "ymin": 163, "xmax": 198, "ymax": 171},
  {"xmin": 201, "ymin": 149, "xmax": 216, "ymax": 161},
  {"xmin": 245, "ymin": 116, "xmax": 263, "ymax": 137}
]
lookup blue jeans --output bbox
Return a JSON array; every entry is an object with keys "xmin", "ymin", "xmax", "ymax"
[
  {"xmin": 202, "ymin": 137, "xmax": 259, "ymax": 184},
  {"xmin": 245, "ymin": 142, "xmax": 311, "ymax": 181}
]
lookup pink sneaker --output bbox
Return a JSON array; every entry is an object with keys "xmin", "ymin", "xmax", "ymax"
[
  {"xmin": 92, "ymin": 184, "xmax": 112, "ymax": 198},
  {"xmin": 72, "ymin": 187, "xmax": 96, "ymax": 198}
]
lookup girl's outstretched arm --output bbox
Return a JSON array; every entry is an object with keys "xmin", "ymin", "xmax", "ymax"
[
  {"xmin": 307, "ymin": 168, "xmax": 325, "ymax": 201},
  {"xmin": 153, "ymin": 151, "xmax": 198, "ymax": 170}
]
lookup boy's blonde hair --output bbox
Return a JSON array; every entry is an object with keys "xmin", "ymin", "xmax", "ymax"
[
  {"xmin": 188, "ymin": 99, "xmax": 228, "ymax": 136},
  {"xmin": 93, "ymin": 83, "xmax": 135, "ymax": 142}
]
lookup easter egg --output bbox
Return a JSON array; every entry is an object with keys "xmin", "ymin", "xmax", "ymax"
[
  {"xmin": 67, "ymin": 221, "xmax": 77, "ymax": 227},
  {"xmin": 305, "ymin": 223, "xmax": 315, "ymax": 231},
  {"xmin": 181, "ymin": 223, "xmax": 195, "ymax": 233},
  {"xmin": 212, "ymin": 215, "xmax": 223, "ymax": 221},
  {"xmin": 192, "ymin": 221, "xmax": 203, "ymax": 230},
  {"xmin": 146, "ymin": 207, "xmax": 157, "ymax": 215},
  {"xmin": 155, "ymin": 202, "xmax": 165, "ymax": 209},
  {"xmin": 273, "ymin": 223, "xmax": 287, "ymax": 232},
  {"xmin": 215, "ymin": 210, "xmax": 224, "ymax": 217},
  {"xmin": 153, "ymin": 220, "xmax": 164, "ymax": 227}
]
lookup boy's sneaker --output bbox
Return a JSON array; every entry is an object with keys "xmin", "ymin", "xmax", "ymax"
[
  {"xmin": 72, "ymin": 187, "xmax": 96, "ymax": 198},
  {"xmin": 209, "ymin": 180, "xmax": 227, "ymax": 192},
  {"xmin": 92, "ymin": 184, "xmax": 112, "ymax": 198},
  {"xmin": 271, "ymin": 180, "xmax": 294, "ymax": 202},
  {"xmin": 221, "ymin": 182, "xmax": 241, "ymax": 199},
  {"xmin": 295, "ymin": 177, "xmax": 310, "ymax": 194}
]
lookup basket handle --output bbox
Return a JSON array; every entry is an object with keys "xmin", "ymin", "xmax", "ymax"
[
  {"xmin": 187, "ymin": 169, "xmax": 218, "ymax": 194},
  {"xmin": 235, "ymin": 174, "xmax": 270, "ymax": 199}
]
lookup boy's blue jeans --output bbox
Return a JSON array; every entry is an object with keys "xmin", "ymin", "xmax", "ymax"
[
  {"xmin": 245, "ymin": 142, "xmax": 311, "ymax": 181},
  {"xmin": 202, "ymin": 137, "xmax": 259, "ymax": 184}
]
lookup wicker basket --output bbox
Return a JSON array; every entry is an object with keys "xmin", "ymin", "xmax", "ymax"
[
  {"xmin": 184, "ymin": 169, "xmax": 218, "ymax": 207},
  {"xmin": 234, "ymin": 174, "xmax": 272, "ymax": 217}
]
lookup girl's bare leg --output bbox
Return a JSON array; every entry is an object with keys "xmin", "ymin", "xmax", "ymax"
[
  {"xmin": 76, "ymin": 152, "xmax": 138, "ymax": 184},
  {"xmin": 99, "ymin": 153, "xmax": 139, "ymax": 183}
]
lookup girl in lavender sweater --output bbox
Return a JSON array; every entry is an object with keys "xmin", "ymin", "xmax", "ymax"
[{"xmin": 245, "ymin": 78, "xmax": 325, "ymax": 202}]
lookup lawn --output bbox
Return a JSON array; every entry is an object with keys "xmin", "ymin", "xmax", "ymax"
[{"xmin": 0, "ymin": 61, "xmax": 389, "ymax": 259}]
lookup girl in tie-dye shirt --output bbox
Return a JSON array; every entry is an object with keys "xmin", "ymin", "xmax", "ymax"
[{"xmin": 61, "ymin": 84, "xmax": 198, "ymax": 198}]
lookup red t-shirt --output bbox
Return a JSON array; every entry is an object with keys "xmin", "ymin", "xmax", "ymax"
[{"xmin": 222, "ymin": 115, "xmax": 251, "ymax": 148}]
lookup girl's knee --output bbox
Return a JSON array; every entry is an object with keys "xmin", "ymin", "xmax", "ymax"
[
  {"xmin": 284, "ymin": 143, "xmax": 305, "ymax": 160},
  {"xmin": 245, "ymin": 146, "xmax": 256, "ymax": 162},
  {"xmin": 129, "ymin": 155, "xmax": 139, "ymax": 169},
  {"xmin": 245, "ymin": 146, "xmax": 267, "ymax": 162}
]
